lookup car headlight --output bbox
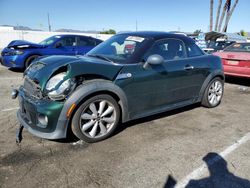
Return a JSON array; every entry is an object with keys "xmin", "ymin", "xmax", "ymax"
[
  {"xmin": 14, "ymin": 50, "xmax": 24, "ymax": 55},
  {"xmin": 45, "ymin": 72, "xmax": 75, "ymax": 101},
  {"xmin": 6, "ymin": 50, "xmax": 24, "ymax": 56}
]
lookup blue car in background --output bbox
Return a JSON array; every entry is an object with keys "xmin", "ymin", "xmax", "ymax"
[{"xmin": 0, "ymin": 34, "xmax": 103, "ymax": 69}]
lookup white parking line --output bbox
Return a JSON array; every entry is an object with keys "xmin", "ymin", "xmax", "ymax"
[
  {"xmin": 1, "ymin": 107, "xmax": 19, "ymax": 112},
  {"xmin": 176, "ymin": 132, "xmax": 250, "ymax": 188}
]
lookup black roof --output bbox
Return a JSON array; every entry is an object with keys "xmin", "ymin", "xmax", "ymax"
[{"xmin": 118, "ymin": 31, "xmax": 195, "ymax": 43}]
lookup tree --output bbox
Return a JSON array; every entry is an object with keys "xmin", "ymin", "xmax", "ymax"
[
  {"xmin": 218, "ymin": 0, "xmax": 228, "ymax": 32},
  {"xmin": 239, "ymin": 30, "xmax": 248, "ymax": 37},
  {"xmin": 214, "ymin": 0, "xmax": 222, "ymax": 31},
  {"xmin": 210, "ymin": 0, "xmax": 214, "ymax": 31},
  {"xmin": 100, "ymin": 29, "xmax": 116, "ymax": 34},
  {"xmin": 222, "ymin": 0, "xmax": 239, "ymax": 32}
]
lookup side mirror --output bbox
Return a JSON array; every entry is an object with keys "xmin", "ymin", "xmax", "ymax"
[
  {"xmin": 143, "ymin": 54, "xmax": 164, "ymax": 69},
  {"xmin": 55, "ymin": 42, "xmax": 62, "ymax": 48}
]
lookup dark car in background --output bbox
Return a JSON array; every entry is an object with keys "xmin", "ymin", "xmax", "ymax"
[
  {"xmin": 14, "ymin": 32, "xmax": 224, "ymax": 143},
  {"xmin": 203, "ymin": 40, "xmax": 235, "ymax": 54},
  {"xmin": 0, "ymin": 34, "xmax": 103, "ymax": 69}
]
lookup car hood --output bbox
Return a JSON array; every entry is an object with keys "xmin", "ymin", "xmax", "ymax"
[
  {"xmin": 213, "ymin": 51, "xmax": 250, "ymax": 61},
  {"xmin": 7, "ymin": 40, "xmax": 45, "ymax": 49},
  {"xmin": 24, "ymin": 55, "xmax": 123, "ymax": 90}
]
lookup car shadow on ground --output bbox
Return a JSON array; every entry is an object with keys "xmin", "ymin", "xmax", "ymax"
[
  {"xmin": 53, "ymin": 128, "xmax": 79, "ymax": 143},
  {"xmin": 114, "ymin": 103, "xmax": 200, "ymax": 137},
  {"xmin": 225, "ymin": 76, "xmax": 250, "ymax": 87},
  {"xmin": 60, "ymin": 103, "xmax": 200, "ymax": 143},
  {"xmin": 8, "ymin": 67, "xmax": 23, "ymax": 73},
  {"xmin": 164, "ymin": 152, "xmax": 250, "ymax": 188}
]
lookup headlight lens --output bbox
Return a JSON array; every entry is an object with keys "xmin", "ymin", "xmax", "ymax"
[
  {"xmin": 46, "ymin": 72, "xmax": 66, "ymax": 91},
  {"xmin": 14, "ymin": 50, "xmax": 24, "ymax": 55},
  {"xmin": 45, "ymin": 72, "xmax": 75, "ymax": 100},
  {"xmin": 6, "ymin": 50, "xmax": 24, "ymax": 56}
]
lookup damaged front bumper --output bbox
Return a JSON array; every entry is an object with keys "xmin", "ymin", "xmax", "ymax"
[
  {"xmin": 16, "ymin": 87, "xmax": 69, "ymax": 140},
  {"xmin": 16, "ymin": 124, "xmax": 24, "ymax": 144},
  {"xmin": 1, "ymin": 55, "xmax": 25, "ymax": 68}
]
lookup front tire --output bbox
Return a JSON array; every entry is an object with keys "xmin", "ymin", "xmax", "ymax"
[
  {"xmin": 25, "ymin": 55, "xmax": 39, "ymax": 69},
  {"xmin": 202, "ymin": 77, "xmax": 224, "ymax": 108},
  {"xmin": 71, "ymin": 94, "xmax": 120, "ymax": 143}
]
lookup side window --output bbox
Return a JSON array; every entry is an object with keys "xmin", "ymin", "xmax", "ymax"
[
  {"xmin": 186, "ymin": 43, "xmax": 204, "ymax": 57},
  {"xmin": 77, "ymin": 37, "xmax": 97, "ymax": 46},
  {"xmin": 87, "ymin": 38, "xmax": 97, "ymax": 46},
  {"xmin": 144, "ymin": 38, "xmax": 186, "ymax": 61},
  {"xmin": 95, "ymin": 39, "xmax": 102, "ymax": 45},
  {"xmin": 57, "ymin": 37, "xmax": 76, "ymax": 46},
  {"xmin": 77, "ymin": 37, "xmax": 88, "ymax": 46}
]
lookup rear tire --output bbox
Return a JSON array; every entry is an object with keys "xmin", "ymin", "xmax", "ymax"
[
  {"xmin": 71, "ymin": 94, "xmax": 120, "ymax": 143},
  {"xmin": 25, "ymin": 55, "xmax": 39, "ymax": 69},
  {"xmin": 202, "ymin": 77, "xmax": 224, "ymax": 108}
]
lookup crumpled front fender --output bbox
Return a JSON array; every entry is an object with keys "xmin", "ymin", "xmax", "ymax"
[{"xmin": 57, "ymin": 79, "xmax": 129, "ymax": 135}]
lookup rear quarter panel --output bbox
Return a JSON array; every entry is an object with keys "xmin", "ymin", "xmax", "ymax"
[{"xmin": 198, "ymin": 54, "xmax": 224, "ymax": 100}]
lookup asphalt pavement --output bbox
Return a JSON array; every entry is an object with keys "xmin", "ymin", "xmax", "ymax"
[{"xmin": 0, "ymin": 65, "xmax": 249, "ymax": 188}]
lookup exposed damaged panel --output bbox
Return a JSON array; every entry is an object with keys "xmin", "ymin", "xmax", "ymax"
[
  {"xmin": 24, "ymin": 55, "xmax": 123, "ymax": 91},
  {"xmin": 7, "ymin": 40, "xmax": 45, "ymax": 49},
  {"xmin": 22, "ymin": 76, "xmax": 44, "ymax": 99}
]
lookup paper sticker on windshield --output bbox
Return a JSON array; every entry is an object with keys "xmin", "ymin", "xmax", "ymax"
[
  {"xmin": 126, "ymin": 36, "xmax": 145, "ymax": 43},
  {"xmin": 233, "ymin": 44, "xmax": 241, "ymax": 48}
]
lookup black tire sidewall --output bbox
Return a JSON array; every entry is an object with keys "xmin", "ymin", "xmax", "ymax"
[
  {"xmin": 71, "ymin": 94, "xmax": 120, "ymax": 143},
  {"xmin": 25, "ymin": 55, "xmax": 39, "ymax": 69},
  {"xmin": 202, "ymin": 77, "xmax": 224, "ymax": 108}
]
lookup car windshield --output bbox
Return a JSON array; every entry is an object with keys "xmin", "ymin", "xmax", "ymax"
[
  {"xmin": 87, "ymin": 34, "xmax": 148, "ymax": 64},
  {"xmin": 208, "ymin": 41, "xmax": 233, "ymax": 49},
  {"xmin": 39, "ymin": 35, "xmax": 62, "ymax": 45},
  {"xmin": 207, "ymin": 41, "xmax": 216, "ymax": 48},
  {"xmin": 224, "ymin": 43, "xmax": 250, "ymax": 52}
]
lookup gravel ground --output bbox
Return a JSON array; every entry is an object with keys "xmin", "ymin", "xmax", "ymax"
[{"xmin": 0, "ymin": 65, "xmax": 249, "ymax": 188}]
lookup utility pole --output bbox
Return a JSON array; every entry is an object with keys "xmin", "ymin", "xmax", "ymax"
[
  {"xmin": 47, "ymin": 13, "xmax": 51, "ymax": 32},
  {"xmin": 209, "ymin": 0, "xmax": 214, "ymax": 31},
  {"xmin": 223, "ymin": 0, "xmax": 239, "ymax": 32},
  {"xmin": 136, "ymin": 20, "xmax": 138, "ymax": 31}
]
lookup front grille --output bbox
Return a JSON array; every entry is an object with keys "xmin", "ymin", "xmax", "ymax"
[
  {"xmin": 28, "ymin": 62, "xmax": 46, "ymax": 72},
  {"xmin": 23, "ymin": 77, "xmax": 43, "ymax": 99},
  {"xmin": 19, "ymin": 96, "xmax": 37, "ymax": 126}
]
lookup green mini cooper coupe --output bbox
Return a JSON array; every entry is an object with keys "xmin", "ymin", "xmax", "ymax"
[{"xmin": 14, "ymin": 32, "xmax": 224, "ymax": 143}]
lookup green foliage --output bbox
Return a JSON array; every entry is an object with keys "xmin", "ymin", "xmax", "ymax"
[
  {"xmin": 240, "ymin": 30, "xmax": 248, "ymax": 37},
  {"xmin": 100, "ymin": 29, "xmax": 116, "ymax": 34}
]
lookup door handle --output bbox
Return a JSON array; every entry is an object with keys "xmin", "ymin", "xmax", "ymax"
[{"xmin": 184, "ymin": 65, "xmax": 194, "ymax": 70}]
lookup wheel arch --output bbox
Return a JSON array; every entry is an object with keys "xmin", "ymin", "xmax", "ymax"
[
  {"xmin": 198, "ymin": 70, "xmax": 225, "ymax": 101},
  {"xmin": 71, "ymin": 89, "xmax": 124, "ymax": 121},
  {"xmin": 24, "ymin": 54, "xmax": 42, "ymax": 67},
  {"xmin": 58, "ymin": 79, "xmax": 129, "ymax": 137}
]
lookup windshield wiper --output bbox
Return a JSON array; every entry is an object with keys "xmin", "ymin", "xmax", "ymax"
[{"xmin": 87, "ymin": 54, "xmax": 113, "ymax": 63}]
